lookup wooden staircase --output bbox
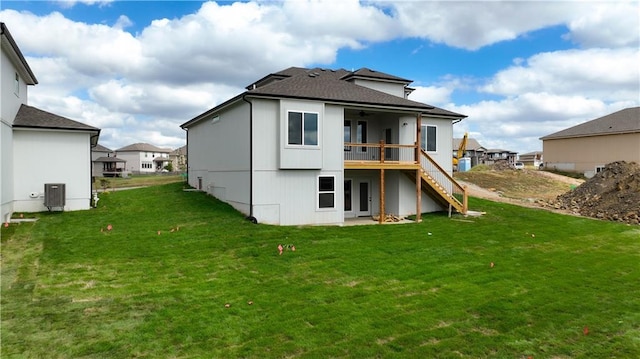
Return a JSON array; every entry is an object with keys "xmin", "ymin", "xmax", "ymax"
[{"xmin": 405, "ymin": 149, "xmax": 468, "ymax": 214}]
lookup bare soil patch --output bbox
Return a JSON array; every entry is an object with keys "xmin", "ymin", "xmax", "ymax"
[
  {"xmin": 544, "ymin": 161, "xmax": 640, "ymax": 225},
  {"xmin": 456, "ymin": 161, "xmax": 639, "ymax": 225},
  {"xmin": 455, "ymin": 167, "xmax": 582, "ymax": 203}
]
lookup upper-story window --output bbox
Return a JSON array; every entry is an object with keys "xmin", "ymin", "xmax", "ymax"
[
  {"xmin": 14, "ymin": 72, "xmax": 20, "ymax": 96},
  {"xmin": 421, "ymin": 125, "xmax": 437, "ymax": 152},
  {"xmin": 288, "ymin": 111, "xmax": 318, "ymax": 146}
]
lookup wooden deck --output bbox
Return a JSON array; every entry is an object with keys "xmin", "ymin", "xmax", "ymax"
[{"xmin": 344, "ymin": 142, "xmax": 468, "ymax": 220}]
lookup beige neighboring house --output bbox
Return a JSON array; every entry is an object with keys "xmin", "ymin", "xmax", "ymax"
[
  {"xmin": 540, "ymin": 107, "xmax": 640, "ymax": 177},
  {"xmin": 169, "ymin": 145, "xmax": 187, "ymax": 172},
  {"xmin": 115, "ymin": 143, "xmax": 171, "ymax": 174}
]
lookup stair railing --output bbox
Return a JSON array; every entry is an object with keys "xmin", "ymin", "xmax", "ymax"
[{"xmin": 418, "ymin": 148, "xmax": 468, "ymax": 214}]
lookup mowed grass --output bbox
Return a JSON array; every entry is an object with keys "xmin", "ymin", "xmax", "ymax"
[{"xmin": 2, "ymin": 183, "xmax": 639, "ymax": 358}]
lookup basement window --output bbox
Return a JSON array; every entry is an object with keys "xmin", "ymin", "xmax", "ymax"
[{"xmin": 318, "ymin": 176, "xmax": 335, "ymax": 209}]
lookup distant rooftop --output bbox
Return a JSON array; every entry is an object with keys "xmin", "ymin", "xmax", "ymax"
[{"xmin": 541, "ymin": 107, "xmax": 640, "ymax": 140}]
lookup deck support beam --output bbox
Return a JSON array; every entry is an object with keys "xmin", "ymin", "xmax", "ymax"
[
  {"xmin": 379, "ymin": 168, "xmax": 385, "ymax": 224},
  {"xmin": 416, "ymin": 113, "xmax": 422, "ymax": 222},
  {"xmin": 416, "ymin": 168, "xmax": 422, "ymax": 222}
]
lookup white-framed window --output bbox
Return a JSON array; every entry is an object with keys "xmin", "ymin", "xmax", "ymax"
[
  {"xmin": 288, "ymin": 111, "xmax": 318, "ymax": 146},
  {"xmin": 421, "ymin": 125, "xmax": 437, "ymax": 152},
  {"xmin": 14, "ymin": 72, "xmax": 19, "ymax": 96},
  {"xmin": 595, "ymin": 165, "xmax": 605, "ymax": 174},
  {"xmin": 318, "ymin": 176, "xmax": 335, "ymax": 209}
]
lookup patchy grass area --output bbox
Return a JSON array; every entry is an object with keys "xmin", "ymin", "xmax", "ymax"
[
  {"xmin": 2, "ymin": 183, "xmax": 639, "ymax": 358},
  {"xmin": 94, "ymin": 174, "xmax": 184, "ymax": 189},
  {"xmin": 455, "ymin": 168, "xmax": 579, "ymax": 201}
]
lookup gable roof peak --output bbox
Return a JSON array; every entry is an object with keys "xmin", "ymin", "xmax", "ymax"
[{"xmin": 1, "ymin": 22, "xmax": 38, "ymax": 85}]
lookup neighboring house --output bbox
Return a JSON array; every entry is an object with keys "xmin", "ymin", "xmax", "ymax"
[
  {"xmin": 181, "ymin": 67, "xmax": 468, "ymax": 226},
  {"xmin": 540, "ymin": 107, "xmax": 640, "ymax": 177},
  {"xmin": 518, "ymin": 151, "xmax": 543, "ymax": 168},
  {"xmin": 452, "ymin": 137, "xmax": 487, "ymax": 167},
  {"xmin": 115, "ymin": 143, "xmax": 171, "ymax": 174},
  {"xmin": 1, "ymin": 22, "xmax": 100, "ymax": 221},
  {"xmin": 92, "ymin": 143, "xmax": 127, "ymax": 177},
  {"xmin": 169, "ymin": 145, "xmax": 187, "ymax": 172},
  {"xmin": 484, "ymin": 149, "xmax": 518, "ymax": 166}
]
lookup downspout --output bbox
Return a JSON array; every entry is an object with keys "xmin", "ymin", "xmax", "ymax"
[
  {"xmin": 182, "ymin": 127, "xmax": 188, "ymax": 185},
  {"xmin": 90, "ymin": 131, "xmax": 100, "ymax": 208},
  {"xmin": 242, "ymin": 94, "xmax": 257, "ymax": 223}
]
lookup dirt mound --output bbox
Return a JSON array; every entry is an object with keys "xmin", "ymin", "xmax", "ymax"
[
  {"xmin": 550, "ymin": 161, "xmax": 640, "ymax": 225},
  {"xmin": 490, "ymin": 160, "xmax": 512, "ymax": 171}
]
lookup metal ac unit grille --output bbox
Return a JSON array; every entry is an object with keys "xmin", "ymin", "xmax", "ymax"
[{"xmin": 44, "ymin": 183, "xmax": 66, "ymax": 210}]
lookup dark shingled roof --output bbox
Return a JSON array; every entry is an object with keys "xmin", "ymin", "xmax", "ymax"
[
  {"xmin": 453, "ymin": 138, "xmax": 486, "ymax": 151},
  {"xmin": 14, "ymin": 104, "xmax": 100, "ymax": 132},
  {"xmin": 540, "ymin": 107, "xmax": 640, "ymax": 140},
  {"xmin": 93, "ymin": 144, "xmax": 112, "ymax": 152},
  {"xmin": 116, "ymin": 143, "xmax": 171, "ymax": 153},
  {"xmin": 94, "ymin": 156, "xmax": 126, "ymax": 163},
  {"xmin": 185, "ymin": 67, "xmax": 465, "ymax": 128},
  {"xmin": 342, "ymin": 68, "xmax": 411, "ymax": 83},
  {"xmin": 247, "ymin": 67, "xmax": 462, "ymax": 117}
]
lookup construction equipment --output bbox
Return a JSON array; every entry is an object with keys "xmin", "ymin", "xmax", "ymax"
[{"xmin": 453, "ymin": 132, "xmax": 468, "ymax": 170}]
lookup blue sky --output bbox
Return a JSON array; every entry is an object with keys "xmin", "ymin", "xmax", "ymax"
[{"xmin": 1, "ymin": 1, "xmax": 638, "ymax": 152}]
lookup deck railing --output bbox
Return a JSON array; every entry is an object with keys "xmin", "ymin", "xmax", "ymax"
[
  {"xmin": 343, "ymin": 141, "xmax": 416, "ymax": 163},
  {"xmin": 419, "ymin": 149, "xmax": 467, "ymax": 213}
]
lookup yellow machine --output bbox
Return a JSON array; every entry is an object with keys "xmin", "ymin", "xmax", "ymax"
[{"xmin": 453, "ymin": 132, "xmax": 468, "ymax": 169}]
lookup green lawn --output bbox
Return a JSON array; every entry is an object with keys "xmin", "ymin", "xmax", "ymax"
[{"xmin": 2, "ymin": 183, "xmax": 639, "ymax": 358}]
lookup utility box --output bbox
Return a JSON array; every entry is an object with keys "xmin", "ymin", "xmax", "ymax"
[{"xmin": 44, "ymin": 183, "xmax": 66, "ymax": 211}]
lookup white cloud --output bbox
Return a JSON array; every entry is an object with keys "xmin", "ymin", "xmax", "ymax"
[
  {"xmin": 564, "ymin": 1, "xmax": 640, "ymax": 48},
  {"xmin": 408, "ymin": 86, "xmax": 453, "ymax": 107},
  {"xmin": 448, "ymin": 93, "xmax": 637, "ymax": 153},
  {"xmin": 388, "ymin": 1, "xmax": 639, "ymax": 50},
  {"xmin": 56, "ymin": 0, "xmax": 114, "ymax": 9},
  {"xmin": 2, "ymin": 0, "xmax": 639, "ymax": 151},
  {"xmin": 114, "ymin": 15, "xmax": 133, "ymax": 30},
  {"xmin": 388, "ymin": 1, "xmax": 573, "ymax": 50},
  {"xmin": 481, "ymin": 48, "xmax": 640, "ymax": 101}
]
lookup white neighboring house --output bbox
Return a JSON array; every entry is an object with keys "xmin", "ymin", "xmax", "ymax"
[
  {"xmin": 115, "ymin": 143, "xmax": 171, "ymax": 174},
  {"xmin": 181, "ymin": 67, "xmax": 468, "ymax": 226},
  {"xmin": 92, "ymin": 143, "xmax": 127, "ymax": 177},
  {"xmin": 1, "ymin": 22, "xmax": 100, "ymax": 220}
]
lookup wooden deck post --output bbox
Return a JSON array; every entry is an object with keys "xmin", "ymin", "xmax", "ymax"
[
  {"xmin": 416, "ymin": 113, "xmax": 422, "ymax": 222},
  {"xmin": 379, "ymin": 168, "xmax": 385, "ymax": 224},
  {"xmin": 416, "ymin": 167, "xmax": 422, "ymax": 222},
  {"xmin": 379, "ymin": 140, "xmax": 385, "ymax": 164}
]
